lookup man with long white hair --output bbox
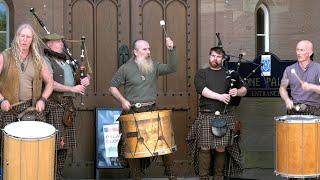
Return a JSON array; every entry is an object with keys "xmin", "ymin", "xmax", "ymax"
[{"xmin": 0, "ymin": 23, "xmax": 53, "ymax": 127}]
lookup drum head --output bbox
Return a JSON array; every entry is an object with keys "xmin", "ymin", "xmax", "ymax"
[
  {"xmin": 3, "ymin": 121, "xmax": 56, "ymax": 139},
  {"xmin": 274, "ymin": 115, "xmax": 320, "ymax": 123}
]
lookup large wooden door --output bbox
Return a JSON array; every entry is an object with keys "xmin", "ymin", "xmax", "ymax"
[{"xmin": 64, "ymin": 0, "xmax": 198, "ymax": 178}]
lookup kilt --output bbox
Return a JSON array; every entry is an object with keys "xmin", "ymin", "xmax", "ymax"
[
  {"xmin": 0, "ymin": 100, "xmax": 46, "ymax": 147},
  {"xmin": 287, "ymin": 104, "xmax": 320, "ymax": 116},
  {"xmin": 45, "ymin": 97, "xmax": 76, "ymax": 150},
  {"xmin": 186, "ymin": 111, "xmax": 244, "ymax": 177},
  {"xmin": 0, "ymin": 100, "xmax": 45, "ymax": 128}
]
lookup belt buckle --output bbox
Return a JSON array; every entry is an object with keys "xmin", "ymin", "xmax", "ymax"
[{"xmin": 134, "ymin": 103, "xmax": 142, "ymax": 108}]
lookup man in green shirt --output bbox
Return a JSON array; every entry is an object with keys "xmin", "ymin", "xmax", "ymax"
[{"xmin": 109, "ymin": 37, "xmax": 177, "ymax": 179}]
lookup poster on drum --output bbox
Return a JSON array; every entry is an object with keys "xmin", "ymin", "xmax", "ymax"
[{"xmin": 103, "ymin": 124, "xmax": 121, "ymax": 157}]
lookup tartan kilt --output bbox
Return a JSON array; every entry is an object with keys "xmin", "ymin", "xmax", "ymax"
[
  {"xmin": 0, "ymin": 100, "xmax": 46, "ymax": 146},
  {"xmin": 186, "ymin": 111, "xmax": 244, "ymax": 177},
  {"xmin": 287, "ymin": 104, "xmax": 320, "ymax": 116},
  {"xmin": 0, "ymin": 100, "xmax": 46, "ymax": 128},
  {"xmin": 44, "ymin": 97, "xmax": 76, "ymax": 150}
]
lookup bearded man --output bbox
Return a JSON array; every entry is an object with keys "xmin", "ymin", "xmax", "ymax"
[
  {"xmin": 109, "ymin": 37, "xmax": 177, "ymax": 179},
  {"xmin": 186, "ymin": 46, "xmax": 247, "ymax": 180}
]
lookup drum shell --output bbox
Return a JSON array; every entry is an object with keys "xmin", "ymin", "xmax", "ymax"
[
  {"xmin": 2, "ymin": 121, "xmax": 56, "ymax": 180},
  {"xmin": 119, "ymin": 110, "xmax": 176, "ymax": 158},
  {"xmin": 275, "ymin": 115, "xmax": 320, "ymax": 178}
]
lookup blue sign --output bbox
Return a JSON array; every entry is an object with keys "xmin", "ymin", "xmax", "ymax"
[
  {"xmin": 228, "ymin": 53, "xmax": 295, "ymax": 97},
  {"xmin": 96, "ymin": 108, "xmax": 123, "ymax": 168}
]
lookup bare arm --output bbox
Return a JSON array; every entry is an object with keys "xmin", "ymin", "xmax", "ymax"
[
  {"xmin": 109, "ymin": 86, "xmax": 131, "ymax": 110},
  {"xmin": 301, "ymin": 81, "xmax": 320, "ymax": 94},
  {"xmin": 41, "ymin": 59, "xmax": 53, "ymax": 99},
  {"xmin": 236, "ymin": 86, "xmax": 247, "ymax": 97},
  {"xmin": 279, "ymin": 71, "xmax": 293, "ymax": 109},
  {"xmin": 0, "ymin": 53, "xmax": 4, "ymax": 99},
  {"xmin": 0, "ymin": 53, "xmax": 11, "ymax": 111},
  {"xmin": 202, "ymin": 87, "xmax": 230, "ymax": 104}
]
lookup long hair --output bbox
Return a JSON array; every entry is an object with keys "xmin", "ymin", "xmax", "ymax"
[{"xmin": 11, "ymin": 24, "xmax": 42, "ymax": 67}]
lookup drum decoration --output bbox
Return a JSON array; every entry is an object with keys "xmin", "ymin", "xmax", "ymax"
[{"xmin": 119, "ymin": 110, "xmax": 177, "ymax": 158}]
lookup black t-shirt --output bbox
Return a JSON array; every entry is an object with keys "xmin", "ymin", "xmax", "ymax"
[{"xmin": 194, "ymin": 67, "xmax": 228, "ymax": 111}]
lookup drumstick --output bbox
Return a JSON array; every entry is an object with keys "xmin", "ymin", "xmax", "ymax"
[
  {"xmin": 11, "ymin": 100, "xmax": 27, "ymax": 108},
  {"xmin": 290, "ymin": 69, "xmax": 303, "ymax": 84},
  {"xmin": 160, "ymin": 20, "xmax": 168, "ymax": 38}
]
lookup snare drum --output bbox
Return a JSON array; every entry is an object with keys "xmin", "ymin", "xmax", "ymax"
[
  {"xmin": 2, "ymin": 121, "xmax": 56, "ymax": 180},
  {"xmin": 275, "ymin": 115, "xmax": 320, "ymax": 178},
  {"xmin": 119, "ymin": 110, "xmax": 177, "ymax": 158}
]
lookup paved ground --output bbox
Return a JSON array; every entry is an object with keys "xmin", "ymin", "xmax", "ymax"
[{"xmin": 66, "ymin": 168, "xmax": 287, "ymax": 180}]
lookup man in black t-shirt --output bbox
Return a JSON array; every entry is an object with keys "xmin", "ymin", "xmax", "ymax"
[{"xmin": 187, "ymin": 47, "xmax": 247, "ymax": 180}]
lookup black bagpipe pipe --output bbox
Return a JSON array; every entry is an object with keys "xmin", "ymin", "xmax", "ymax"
[
  {"xmin": 30, "ymin": 8, "xmax": 79, "ymax": 73},
  {"xmin": 216, "ymin": 33, "xmax": 242, "ymax": 106},
  {"xmin": 79, "ymin": 36, "xmax": 86, "ymax": 105}
]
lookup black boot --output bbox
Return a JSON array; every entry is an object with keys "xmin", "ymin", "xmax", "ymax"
[
  {"xmin": 213, "ymin": 151, "xmax": 225, "ymax": 180},
  {"xmin": 128, "ymin": 158, "xmax": 142, "ymax": 180},
  {"xmin": 162, "ymin": 154, "xmax": 177, "ymax": 180},
  {"xmin": 198, "ymin": 149, "xmax": 211, "ymax": 180}
]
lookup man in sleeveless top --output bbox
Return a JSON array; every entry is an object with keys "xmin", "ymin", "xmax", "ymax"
[
  {"xmin": 0, "ymin": 23, "xmax": 53, "ymax": 129},
  {"xmin": 187, "ymin": 47, "xmax": 247, "ymax": 180},
  {"xmin": 109, "ymin": 37, "xmax": 177, "ymax": 179},
  {"xmin": 42, "ymin": 33, "xmax": 90, "ymax": 179},
  {"xmin": 280, "ymin": 40, "xmax": 320, "ymax": 116}
]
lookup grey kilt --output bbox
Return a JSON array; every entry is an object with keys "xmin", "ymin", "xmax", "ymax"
[
  {"xmin": 186, "ymin": 111, "xmax": 244, "ymax": 177},
  {"xmin": 45, "ymin": 97, "xmax": 76, "ymax": 150}
]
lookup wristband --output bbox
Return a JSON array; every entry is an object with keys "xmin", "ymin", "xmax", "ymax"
[
  {"xmin": 0, "ymin": 98, "xmax": 7, "ymax": 105},
  {"xmin": 39, "ymin": 96, "xmax": 47, "ymax": 103}
]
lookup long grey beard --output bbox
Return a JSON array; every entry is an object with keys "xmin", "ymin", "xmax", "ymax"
[{"xmin": 136, "ymin": 58, "xmax": 154, "ymax": 75}]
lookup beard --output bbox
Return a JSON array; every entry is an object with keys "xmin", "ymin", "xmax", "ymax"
[
  {"xmin": 136, "ymin": 57, "xmax": 154, "ymax": 75},
  {"xmin": 209, "ymin": 60, "xmax": 222, "ymax": 68}
]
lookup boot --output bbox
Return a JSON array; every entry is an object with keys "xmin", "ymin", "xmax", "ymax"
[
  {"xmin": 162, "ymin": 154, "xmax": 177, "ymax": 180},
  {"xmin": 198, "ymin": 149, "xmax": 211, "ymax": 180},
  {"xmin": 127, "ymin": 158, "xmax": 142, "ymax": 180},
  {"xmin": 213, "ymin": 151, "xmax": 225, "ymax": 180}
]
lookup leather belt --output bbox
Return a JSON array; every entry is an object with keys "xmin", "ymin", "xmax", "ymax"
[{"xmin": 133, "ymin": 101, "xmax": 155, "ymax": 108}]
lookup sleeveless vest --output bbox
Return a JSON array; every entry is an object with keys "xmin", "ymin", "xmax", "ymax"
[{"xmin": 0, "ymin": 48, "xmax": 42, "ymax": 105}]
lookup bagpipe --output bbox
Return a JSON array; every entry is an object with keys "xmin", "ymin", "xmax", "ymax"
[
  {"xmin": 216, "ymin": 33, "xmax": 263, "ymax": 107},
  {"xmin": 30, "ymin": 8, "xmax": 91, "ymax": 105}
]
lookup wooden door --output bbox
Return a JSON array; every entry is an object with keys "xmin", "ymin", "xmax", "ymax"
[{"xmin": 65, "ymin": 0, "xmax": 197, "ymax": 178}]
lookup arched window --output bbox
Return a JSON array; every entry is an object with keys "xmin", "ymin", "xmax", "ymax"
[
  {"xmin": 256, "ymin": 3, "xmax": 269, "ymax": 56},
  {"xmin": 0, "ymin": 0, "xmax": 9, "ymax": 52}
]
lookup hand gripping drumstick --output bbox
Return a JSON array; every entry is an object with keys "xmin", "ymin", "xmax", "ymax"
[
  {"xmin": 160, "ymin": 20, "xmax": 168, "ymax": 38},
  {"xmin": 290, "ymin": 69, "xmax": 303, "ymax": 84}
]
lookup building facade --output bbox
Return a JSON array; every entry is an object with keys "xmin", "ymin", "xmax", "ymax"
[{"xmin": 1, "ymin": 0, "xmax": 319, "ymax": 178}]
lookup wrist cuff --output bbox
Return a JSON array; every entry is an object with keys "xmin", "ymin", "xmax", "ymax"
[
  {"xmin": 39, "ymin": 97, "xmax": 47, "ymax": 103},
  {"xmin": 0, "ymin": 98, "xmax": 7, "ymax": 105}
]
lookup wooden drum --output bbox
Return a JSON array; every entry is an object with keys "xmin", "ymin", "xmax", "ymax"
[
  {"xmin": 275, "ymin": 115, "xmax": 320, "ymax": 178},
  {"xmin": 2, "ymin": 121, "xmax": 56, "ymax": 180},
  {"xmin": 119, "ymin": 110, "xmax": 177, "ymax": 158}
]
